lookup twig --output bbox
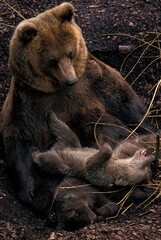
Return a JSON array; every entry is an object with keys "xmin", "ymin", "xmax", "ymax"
[
  {"xmin": 2, "ymin": 0, "xmax": 25, "ymax": 19},
  {"xmin": 152, "ymin": 134, "xmax": 160, "ymax": 177},
  {"xmin": 131, "ymin": 56, "xmax": 160, "ymax": 86},
  {"xmin": 125, "ymin": 34, "xmax": 160, "ymax": 80},
  {"xmin": 126, "ymin": 79, "xmax": 161, "ymax": 140},
  {"xmin": 103, "ymin": 32, "xmax": 160, "ymax": 50},
  {"xmin": 93, "ymin": 114, "xmax": 103, "ymax": 148},
  {"xmin": 120, "ymin": 42, "xmax": 146, "ymax": 73},
  {"xmin": 0, "ymin": 21, "xmax": 15, "ymax": 28},
  {"xmin": 155, "ymin": 134, "xmax": 160, "ymax": 161}
]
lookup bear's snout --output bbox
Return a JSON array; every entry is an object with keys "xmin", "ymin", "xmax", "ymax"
[{"xmin": 66, "ymin": 77, "xmax": 78, "ymax": 86}]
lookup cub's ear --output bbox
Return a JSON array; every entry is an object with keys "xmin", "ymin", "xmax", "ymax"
[
  {"xmin": 54, "ymin": 2, "xmax": 75, "ymax": 22},
  {"xmin": 17, "ymin": 22, "xmax": 37, "ymax": 44}
]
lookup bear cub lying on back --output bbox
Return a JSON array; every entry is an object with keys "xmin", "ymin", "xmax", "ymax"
[{"xmin": 33, "ymin": 112, "xmax": 156, "ymax": 187}]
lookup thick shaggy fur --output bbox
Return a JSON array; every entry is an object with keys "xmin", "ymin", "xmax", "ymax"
[
  {"xmin": 51, "ymin": 177, "xmax": 119, "ymax": 230},
  {"xmin": 33, "ymin": 113, "xmax": 156, "ymax": 187},
  {"xmin": 0, "ymin": 2, "xmax": 154, "ymax": 204}
]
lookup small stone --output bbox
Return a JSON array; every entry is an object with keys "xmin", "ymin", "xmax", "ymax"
[
  {"xmin": 49, "ymin": 232, "xmax": 55, "ymax": 240},
  {"xmin": 133, "ymin": 11, "xmax": 138, "ymax": 15},
  {"xmin": 129, "ymin": 22, "xmax": 135, "ymax": 27},
  {"xmin": 118, "ymin": 45, "xmax": 135, "ymax": 54}
]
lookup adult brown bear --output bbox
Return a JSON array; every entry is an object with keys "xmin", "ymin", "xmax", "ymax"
[{"xmin": 0, "ymin": 2, "xmax": 153, "ymax": 205}]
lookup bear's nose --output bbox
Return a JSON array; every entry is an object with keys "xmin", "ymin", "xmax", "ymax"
[{"xmin": 66, "ymin": 77, "xmax": 78, "ymax": 86}]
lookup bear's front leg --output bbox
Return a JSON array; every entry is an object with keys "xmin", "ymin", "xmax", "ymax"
[{"xmin": 5, "ymin": 139, "xmax": 34, "ymax": 204}]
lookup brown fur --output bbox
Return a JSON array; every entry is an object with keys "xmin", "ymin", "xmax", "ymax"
[
  {"xmin": 51, "ymin": 177, "xmax": 118, "ymax": 230},
  {"xmin": 1, "ymin": 2, "xmax": 154, "ymax": 204},
  {"xmin": 86, "ymin": 148, "xmax": 154, "ymax": 187},
  {"xmin": 33, "ymin": 113, "xmax": 156, "ymax": 187}
]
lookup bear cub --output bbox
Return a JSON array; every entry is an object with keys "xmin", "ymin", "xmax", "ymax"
[
  {"xmin": 33, "ymin": 112, "xmax": 156, "ymax": 187},
  {"xmin": 50, "ymin": 177, "xmax": 119, "ymax": 230}
]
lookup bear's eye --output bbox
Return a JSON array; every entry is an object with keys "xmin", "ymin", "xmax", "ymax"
[
  {"xmin": 49, "ymin": 59, "xmax": 58, "ymax": 68},
  {"xmin": 67, "ymin": 51, "xmax": 74, "ymax": 60}
]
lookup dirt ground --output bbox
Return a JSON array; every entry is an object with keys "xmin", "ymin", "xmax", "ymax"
[{"xmin": 0, "ymin": 1, "xmax": 161, "ymax": 239}]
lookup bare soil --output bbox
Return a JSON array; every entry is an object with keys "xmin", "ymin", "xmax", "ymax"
[{"xmin": 0, "ymin": 1, "xmax": 161, "ymax": 239}]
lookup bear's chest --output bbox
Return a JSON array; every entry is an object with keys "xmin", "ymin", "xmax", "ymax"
[{"xmin": 51, "ymin": 87, "xmax": 105, "ymax": 123}]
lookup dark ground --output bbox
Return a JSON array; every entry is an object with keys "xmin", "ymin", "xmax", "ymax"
[{"xmin": 0, "ymin": 0, "xmax": 161, "ymax": 239}]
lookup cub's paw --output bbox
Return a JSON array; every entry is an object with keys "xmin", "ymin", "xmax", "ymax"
[
  {"xmin": 47, "ymin": 111, "xmax": 58, "ymax": 124},
  {"xmin": 30, "ymin": 147, "xmax": 40, "ymax": 155},
  {"xmin": 89, "ymin": 60, "xmax": 103, "ymax": 79},
  {"xmin": 105, "ymin": 202, "xmax": 119, "ymax": 216},
  {"xmin": 31, "ymin": 148, "xmax": 41, "ymax": 164},
  {"xmin": 100, "ymin": 143, "xmax": 113, "ymax": 160},
  {"xmin": 96, "ymin": 202, "xmax": 119, "ymax": 218}
]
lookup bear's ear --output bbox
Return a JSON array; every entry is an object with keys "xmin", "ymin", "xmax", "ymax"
[
  {"xmin": 17, "ymin": 22, "xmax": 37, "ymax": 44},
  {"xmin": 54, "ymin": 2, "xmax": 75, "ymax": 22}
]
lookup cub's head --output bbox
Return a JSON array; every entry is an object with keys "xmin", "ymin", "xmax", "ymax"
[
  {"xmin": 55, "ymin": 197, "xmax": 96, "ymax": 230},
  {"xmin": 115, "ymin": 149, "xmax": 154, "ymax": 186},
  {"xmin": 131, "ymin": 149, "xmax": 154, "ymax": 169},
  {"xmin": 9, "ymin": 3, "xmax": 88, "ymax": 92}
]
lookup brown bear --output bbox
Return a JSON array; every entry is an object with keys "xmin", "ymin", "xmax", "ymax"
[
  {"xmin": 50, "ymin": 177, "xmax": 119, "ymax": 230},
  {"xmin": 45, "ymin": 178, "xmax": 152, "ymax": 230},
  {"xmin": 0, "ymin": 2, "xmax": 154, "ymax": 205}
]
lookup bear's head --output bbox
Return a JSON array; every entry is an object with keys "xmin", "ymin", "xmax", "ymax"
[{"xmin": 9, "ymin": 3, "xmax": 88, "ymax": 92}]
